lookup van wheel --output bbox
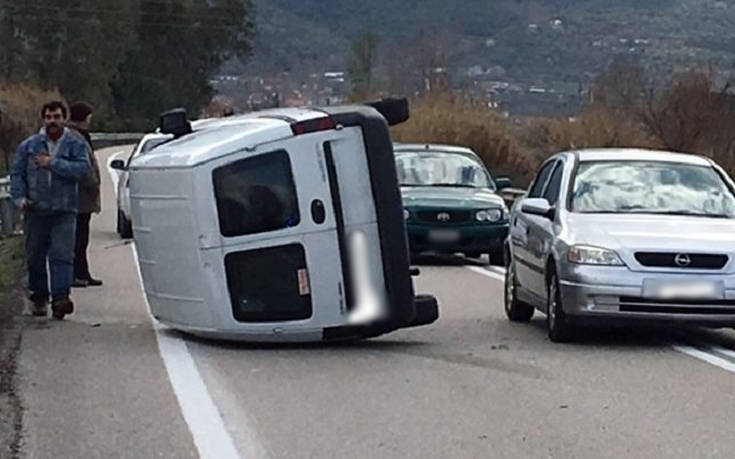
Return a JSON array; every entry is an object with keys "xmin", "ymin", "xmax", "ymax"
[
  {"xmin": 504, "ymin": 260, "xmax": 534, "ymax": 322},
  {"xmin": 118, "ymin": 210, "xmax": 133, "ymax": 239},
  {"xmin": 547, "ymin": 270, "xmax": 573, "ymax": 342}
]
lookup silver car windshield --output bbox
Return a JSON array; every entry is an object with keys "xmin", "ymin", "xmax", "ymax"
[
  {"xmin": 571, "ymin": 160, "xmax": 735, "ymax": 218},
  {"xmin": 396, "ymin": 151, "xmax": 494, "ymax": 189}
]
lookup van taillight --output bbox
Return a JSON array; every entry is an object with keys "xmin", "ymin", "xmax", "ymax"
[{"xmin": 291, "ymin": 117, "xmax": 337, "ymax": 135}]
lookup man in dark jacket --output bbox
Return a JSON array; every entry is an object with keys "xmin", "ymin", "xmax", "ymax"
[
  {"xmin": 67, "ymin": 102, "xmax": 102, "ymax": 287},
  {"xmin": 10, "ymin": 101, "xmax": 91, "ymax": 319}
]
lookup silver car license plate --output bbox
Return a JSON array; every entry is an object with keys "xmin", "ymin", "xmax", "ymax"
[
  {"xmin": 428, "ymin": 229, "xmax": 460, "ymax": 243},
  {"xmin": 642, "ymin": 280, "xmax": 725, "ymax": 300}
]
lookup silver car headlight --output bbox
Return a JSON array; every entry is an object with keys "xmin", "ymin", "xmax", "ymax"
[
  {"xmin": 568, "ymin": 245, "xmax": 624, "ymax": 266},
  {"xmin": 476, "ymin": 208, "xmax": 503, "ymax": 222}
]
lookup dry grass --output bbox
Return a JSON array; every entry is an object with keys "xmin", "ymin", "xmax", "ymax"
[
  {"xmin": 0, "ymin": 80, "xmax": 62, "ymax": 174},
  {"xmin": 519, "ymin": 103, "xmax": 661, "ymax": 164},
  {"xmin": 393, "ymin": 79, "xmax": 735, "ymax": 187},
  {"xmin": 392, "ymin": 92, "xmax": 537, "ymax": 186}
]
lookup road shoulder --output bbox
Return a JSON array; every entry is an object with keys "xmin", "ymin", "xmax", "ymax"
[{"xmin": 0, "ymin": 236, "xmax": 28, "ymax": 458}]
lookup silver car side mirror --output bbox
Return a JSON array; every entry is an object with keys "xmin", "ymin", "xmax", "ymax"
[{"xmin": 521, "ymin": 198, "xmax": 555, "ymax": 220}]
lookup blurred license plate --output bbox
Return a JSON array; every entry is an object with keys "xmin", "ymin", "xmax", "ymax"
[
  {"xmin": 643, "ymin": 280, "xmax": 724, "ymax": 300},
  {"xmin": 428, "ymin": 229, "xmax": 460, "ymax": 243}
]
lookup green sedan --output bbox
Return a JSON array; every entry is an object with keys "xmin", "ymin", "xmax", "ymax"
[{"xmin": 394, "ymin": 143, "xmax": 512, "ymax": 265}]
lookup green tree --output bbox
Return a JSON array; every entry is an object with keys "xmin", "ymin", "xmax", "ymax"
[
  {"xmin": 110, "ymin": 0, "xmax": 254, "ymax": 130},
  {"xmin": 0, "ymin": 0, "xmax": 253, "ymax": 130},
  {"xmin": 0, "ymin": 0, "xmax": 138, "ymax": 123}
]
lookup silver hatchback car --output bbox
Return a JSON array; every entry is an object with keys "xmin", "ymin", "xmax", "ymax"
[{"xmin": 505, "ymin": 148, "xmax": 735, "ymax": 342}]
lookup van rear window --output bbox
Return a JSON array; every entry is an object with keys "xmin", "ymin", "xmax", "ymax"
[
  {"xmin": 213, "ymin": 150, "xmax": 300, "ymax": 237},
  {"xmin": 224, "ymin": 244, "xmax": 312, "ymax": 323}
]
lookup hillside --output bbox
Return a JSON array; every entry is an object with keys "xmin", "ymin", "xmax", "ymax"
[{"xmin": 222, "ymin": 0, "xmax": 735, "ymax": 115}]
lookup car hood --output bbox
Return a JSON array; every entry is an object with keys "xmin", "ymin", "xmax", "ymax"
[
  {"xmin": 401, "ymin": 186, "xmax": 504, "ymax": 209},
  {"xmin": 567, "ymin": 213, "xmax": 735, "ymax": 256}
]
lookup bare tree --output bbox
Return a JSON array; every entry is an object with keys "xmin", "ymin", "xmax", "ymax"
[
  {"xmin": 639, "ymin": 69, "xmax": 735, "ymax": 152},
  {"xmin": 348, "ymin": 29, "xmax": 381, "ymax": 100},
  {"xmin": 381, "ymin": 29, "xmax": 451, "ymax": 98},
  {"xmin": 590, "ymin": 56, "xmax": 648, "ymax": 113}
]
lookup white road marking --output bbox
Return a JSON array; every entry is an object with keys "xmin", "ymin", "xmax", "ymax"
[
  {"xmin": 672, "ymin": 345, "xmax": 735, "ymax": 374},
  {"xmin": 468, "ymin": 262, "xmax": 735, "ymax": 376},
  {"xmin": 466, "ymin": 265, "xmax": 505, "ymax": 282},
  {"xmin": 107, "ymin": 159, "xmax": 247, "ymax": 459},
  {"xmin": 710, "ymin": 344, "xmax": 735, "ymax": 361}
]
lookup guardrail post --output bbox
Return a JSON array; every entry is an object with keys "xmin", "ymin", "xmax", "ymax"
[{"xmin": 0, "ymin": 196, "xmax": 16, "ymax": 235}]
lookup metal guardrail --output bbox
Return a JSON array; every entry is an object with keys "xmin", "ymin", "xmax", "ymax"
[
  {"xmin": 0, "ymin": 176, "xmax": 20, "ymax": 236},
  {"xmin": 0, "ymin": 133, "xmax": 143, "ymax": 236},
  {"xmin": 90, "ymin": 132, "xmax": 145, "ymax": 149},
  {"xmin": 498, "ymin": 187, "xmax": 527, "ymax": 208}
]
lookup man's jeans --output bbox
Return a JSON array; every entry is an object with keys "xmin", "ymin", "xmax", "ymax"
[{"xmin": 25, "ymin": 212, "xmax": 76, "ymax": 301}]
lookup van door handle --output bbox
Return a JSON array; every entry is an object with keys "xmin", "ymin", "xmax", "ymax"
[{"xmin": 311, "ymin": 199, "xmax": 326, "ymax": 224}]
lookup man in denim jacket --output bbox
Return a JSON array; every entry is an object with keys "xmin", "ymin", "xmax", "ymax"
[{"xmin": 10, "ymin": 101, "xmax": 91, "ymax": 319}]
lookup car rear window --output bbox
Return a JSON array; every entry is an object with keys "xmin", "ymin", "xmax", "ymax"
[{"xmin": 213, "ymin": 150, "xmax": 300, "ymax": 237}]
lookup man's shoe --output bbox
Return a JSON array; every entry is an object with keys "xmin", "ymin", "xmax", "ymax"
[
  {"xmin": 29, "ymin": 293, "xmax": 48, "ymax": 317},
  {"xmin": 51, "ymin": 297, "xmax": 74, "ymax": 320},
  {"xmin": 86, "ymin": 278, "xmax": 103, "ymax": 287},
  {"xmin": 72, "ymin": 278, "xmax": 89, "ymax": 288}
]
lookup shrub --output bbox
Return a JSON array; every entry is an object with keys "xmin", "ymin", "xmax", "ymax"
[
  {"xmin": 519, "ymin": 103, "xmax": 660, "ymax": 164},
  {"xmin": 0, "ymin": 79, "xmax": 62, "ymax": 175}
]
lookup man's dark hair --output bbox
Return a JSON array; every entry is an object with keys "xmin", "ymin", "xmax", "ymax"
[
  {"xmin": 41, "ymin": 101, "xmax": 67, "ymax": 119},
  {"xmin": 69, "ymin": 101, "xmax": 94, "ymax": 122}
]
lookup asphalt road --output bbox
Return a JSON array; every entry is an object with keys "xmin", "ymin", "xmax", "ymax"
[{"xmin": 11, "ymin": 146, "xmax": 735, "ymax": 458}]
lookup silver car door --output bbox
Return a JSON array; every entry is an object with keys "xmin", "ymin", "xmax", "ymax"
[
  {"xmin": 513, "ymin": 159, "xmax": 557, "ymax": 291},
  {"xmin": 526, "ymin": 160, "xmax": 565, "ymax": 296}
]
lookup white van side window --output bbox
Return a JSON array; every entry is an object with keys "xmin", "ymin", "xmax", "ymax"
[{"xmin": 212, "ymin": 150, "xmax": 300, "ymax": 237}]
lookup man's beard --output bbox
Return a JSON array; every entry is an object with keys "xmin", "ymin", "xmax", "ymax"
[{"xmin": 46, "ymin": 123, "xmax": 62, "ymax": 140}]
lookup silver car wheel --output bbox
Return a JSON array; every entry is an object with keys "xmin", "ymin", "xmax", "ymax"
[
  {"xmin": 505, "ymin": 263, "xmax": 515, "ymax": 313},
  {"xmin": 548, "ymin": 275, "xmax": 557, "ymax": 331}
]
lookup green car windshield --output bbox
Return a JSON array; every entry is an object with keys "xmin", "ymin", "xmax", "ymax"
[{"xmin": 396, "ymin": 151, "xmax": 494, "ymax": 189}]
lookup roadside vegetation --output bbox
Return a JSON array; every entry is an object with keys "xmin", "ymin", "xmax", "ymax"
[
  {"xmin": 392, "ymin": 59, "xmax": 735, "ymax": 187},
  {"xmin": 0, "ymin": 236, "xmax": 24, "ymax": 304},
  {"xmin": 0, "ymin": 79, "xmax": 62, "ymax": 176}
]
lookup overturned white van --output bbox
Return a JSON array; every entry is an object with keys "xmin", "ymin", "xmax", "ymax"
[{"xmin": 127, "ymin": 100, "xmax": 439, "ymax": 342}]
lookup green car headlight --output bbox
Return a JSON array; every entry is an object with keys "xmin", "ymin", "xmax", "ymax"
[{"xmin": 476, "ymin": 208, "xmax": 503, "ymax": 222}]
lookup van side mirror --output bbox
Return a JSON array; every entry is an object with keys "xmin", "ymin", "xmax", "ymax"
[
  {"xmin": 159, "ymin": 108, "xmax": 192, "ymax": 137},
  {"xmin": 521, "ymin": 198, "xmax": 555, "ymax": 220},
  {"xmin": 109, "ymin": 159, "xmax": 126, "ymax": 171},
  {"xmin": 495, "ymin": 177, "xmax": 513, "ymax": 190}
]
